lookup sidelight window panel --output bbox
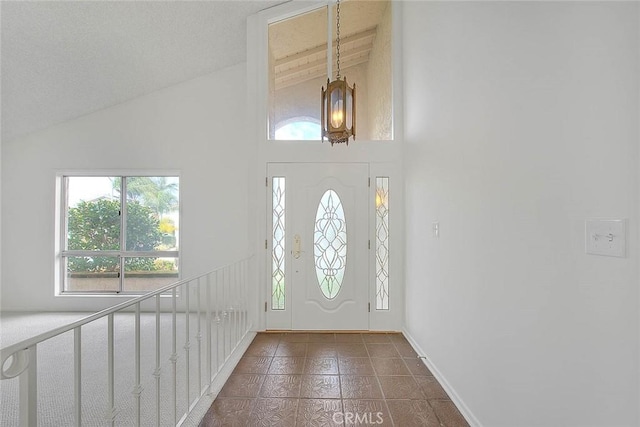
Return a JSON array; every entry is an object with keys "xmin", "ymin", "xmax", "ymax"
[
  {"xmin": 272, "ymin": 177, "xmax": 286, "ymax": 310},
  {"xmin": 375, "ymin": 177, "xmax": 389, "ymax": 310}
]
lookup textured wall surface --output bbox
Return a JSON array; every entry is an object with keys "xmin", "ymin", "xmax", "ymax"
[{"xmin": 366, "ymin": 1, "xmax": 392, "ymax": 140}]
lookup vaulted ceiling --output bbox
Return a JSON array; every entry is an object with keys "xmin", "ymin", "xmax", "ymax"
[
  {"xmin": 1, "ymin": 0, "xmax": 287, "ymax": 142},
  {"xmin": 270, "ymin": 1, "xmax": 387, "ymax": 90}
]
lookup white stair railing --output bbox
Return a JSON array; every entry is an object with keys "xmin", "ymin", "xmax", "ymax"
[{"xmin": 0, "ymin": 256, "xmax": 253, "ymax": 427}]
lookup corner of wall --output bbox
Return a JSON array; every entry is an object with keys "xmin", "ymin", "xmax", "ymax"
[{"xmin": 402, "ymin": 328, "xmax": 482, "ymax": 427}]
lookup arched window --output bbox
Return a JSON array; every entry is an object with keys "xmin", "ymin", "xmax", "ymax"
[{"xmin": 275, "ymin": 118, "xmax": 321, "ymax": 140}]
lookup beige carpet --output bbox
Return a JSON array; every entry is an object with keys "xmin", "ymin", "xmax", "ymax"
[{"xmin": 1, "ymin": 310, "xmax": 243, "ymax": 426}]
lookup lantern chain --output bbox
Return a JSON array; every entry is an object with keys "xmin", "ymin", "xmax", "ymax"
[{"xmin": 336, "ymin": 0, "xmax": 341, "ymax": 80}]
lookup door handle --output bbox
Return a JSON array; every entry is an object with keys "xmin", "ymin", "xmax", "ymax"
[{"xmin": 292, "ymin": 234, "xmax": 303, "ymax": 259}]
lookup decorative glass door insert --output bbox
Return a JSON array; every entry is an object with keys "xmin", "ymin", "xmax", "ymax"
[{"xmin": 314, "ymin": 189, "xmax": 347, "ymax": 299}]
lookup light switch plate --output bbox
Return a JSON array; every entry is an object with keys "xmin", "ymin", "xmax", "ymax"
[{"xmin": 585, "ymin": 219, "xmax": 626, "ymax": 257}]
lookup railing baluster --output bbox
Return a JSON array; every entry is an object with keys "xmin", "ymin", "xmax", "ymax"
[
  {"xmin": 228, "ymin": 266, "xmax": 232, "ymax": 358},
  {"xmin": 239, "ymin": 261, "xmax": 242, "ymax": 335},
  {"xmin": 237, "ymin": 263, "xmax": 240, "ymax": 341},
  {"xmin": 227, "ymin": 266, "xmax": 235, "ymax": 359},
  {"xmin": 171, "ymin": 288, "xmax": 178, "ymax": 426},
  {"xmin": 245, "ymin": 259, "xmax": 250, "ymax": 332},
  {"xmin": 184, "ymin": 280, "xmax": 191, "ymax": 412},
  {"xmin": 222, "ymin": 266, "xmax": 227, "ymax": 361},
  {"xmin": 196, "ymin": 277, "xmax": 202, "ymax": 394},
  {"xmin": 228, "ymin": 265, "xmax": 232, "ymax": 348},
  {"xmin": 206, "ymin": 273, "xmax": 212, "ymax": 394},
  {"xmin": 240, "ymin": 260, "xmax": 244, "ymax": 336},
  {"xmin": 74, "ymin": 327, "xmax": 82, "ymax": 427},
  {"xmin": 19, "ymin": 345, "xmax": 38, "ymax": 427},
  {"xmin": 0, "ymin": 257, "xmax": 254, "ymax": 427},
  {"xmin": 215, "ymin": 269, "xmax": 221, "ymax": 372},
  {"xmin": 239, "ymin": 260, "xmax": 244, "ymax": 336},
  {"xmin": 242, "ymin": 259, "xmax": 247, "ymax": 334},
  {"xmin": 229, "ymin": 266, "xmax": 233, "ymax": 349},
  {"xmin": 154, "ymin": 294, "xmax": 161, "ymax": 426},
  {"xmin": 133, "ymin": 302, "xmax": 142, "ymax": 427},
  {"xmin": 230, "ymin": 265, "xmax": 234, "ymax": 353},
  {"xmin": 238, "ymin": 262, "xmax": 242, "ymax": 340},
  {"xmin": 240, "ymin": 261, "xmax": 244, "ymax": 336},
  {"xmin": 107, "ymin": 314, "xmax": 116, "ymax": 426},
  {"xmin": 233, "ymin": 264, "xmax": 238, "ymax": 344}
]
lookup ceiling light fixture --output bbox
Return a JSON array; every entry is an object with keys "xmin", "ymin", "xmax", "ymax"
[{"xmin": 321, "ymin": 0, "xmax": 356, "ymax": 145}]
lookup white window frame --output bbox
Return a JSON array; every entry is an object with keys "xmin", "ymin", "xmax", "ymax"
[{"xmin": 55, "ymin": 171, "xmax": 180, "ymax": 296}]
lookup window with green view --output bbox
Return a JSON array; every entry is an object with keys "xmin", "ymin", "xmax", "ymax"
[{"xmin": 61, "ymin": 175, "xmax": 180, "ymax": 294}]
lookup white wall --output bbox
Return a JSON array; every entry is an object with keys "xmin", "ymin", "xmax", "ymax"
[
  {"xmin": 1, "ymin": 63, "xmax": 251, "ymax": 312},
  {"xmin": 403, "ymin": 2, "xmax": 639, "ymax": 426}
]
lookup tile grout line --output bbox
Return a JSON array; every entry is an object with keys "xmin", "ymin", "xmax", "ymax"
[
  {"xmin": 293, "ymin": 335, "xmax": 302, "ymax": 425},
  {"xmin": 366, "ymin": 334, "xmax": 397, "ymax": 427},
  {"xmin": 335, "ymin": 333, "xmax": 345, "ymax": 427},
  {"xmin": 204, "ymin": 332, "xmax": 466, "ymax": 426},
  {"xmin": 392, "ymin": 334, "xmax": 449, "ymax": 427}
]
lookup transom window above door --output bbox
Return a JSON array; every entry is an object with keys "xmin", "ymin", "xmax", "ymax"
[{"xmin": 267, "ymin": 0, "xmax": 393, "ymax": 142}]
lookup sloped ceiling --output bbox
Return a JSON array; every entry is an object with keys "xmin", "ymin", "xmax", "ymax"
[
  {"xmin": 270, "ymin": 0, "xmax": 388, "ymax": 90},
  {"xmin": 1, "ymin": 0, "xmax": 287, "ymax": 142}
]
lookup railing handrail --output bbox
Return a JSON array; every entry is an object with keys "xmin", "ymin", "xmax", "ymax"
[{"xmin": 0, "ymin": 255, "xmax": 253, "ymax": 362}]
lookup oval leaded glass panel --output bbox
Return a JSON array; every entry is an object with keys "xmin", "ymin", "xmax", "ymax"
[{"xmin": 314, "ymin": 189, "xmax": 347, "ymax": 299}]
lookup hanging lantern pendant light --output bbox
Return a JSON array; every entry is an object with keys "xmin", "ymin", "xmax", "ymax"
[{"xmin": 322, "ymin": 0, "xmax": 356, "ymax": 145}]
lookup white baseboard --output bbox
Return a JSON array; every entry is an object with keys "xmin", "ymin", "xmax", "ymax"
[
  {"xmin": 180, "ymin": 329, "xmax": 257, "ymax": 426},
  {"xmin": 402, "ymin": 328, "xmax": 482, "ymax": 427}
]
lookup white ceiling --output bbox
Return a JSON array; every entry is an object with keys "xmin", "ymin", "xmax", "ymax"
[{"xmin": 1, "ymin": 0, "xmax": 287, "ymax": 142}]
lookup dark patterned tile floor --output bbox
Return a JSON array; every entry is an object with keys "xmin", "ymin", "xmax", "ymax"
[{"xmin": 200, "ymin": 332, "xmax": 469, "ymax": 427}]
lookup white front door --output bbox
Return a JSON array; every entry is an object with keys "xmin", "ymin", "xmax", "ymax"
[{"xmin": 267, "ymin": 163, "xmax": 369, "ymax": 330}]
